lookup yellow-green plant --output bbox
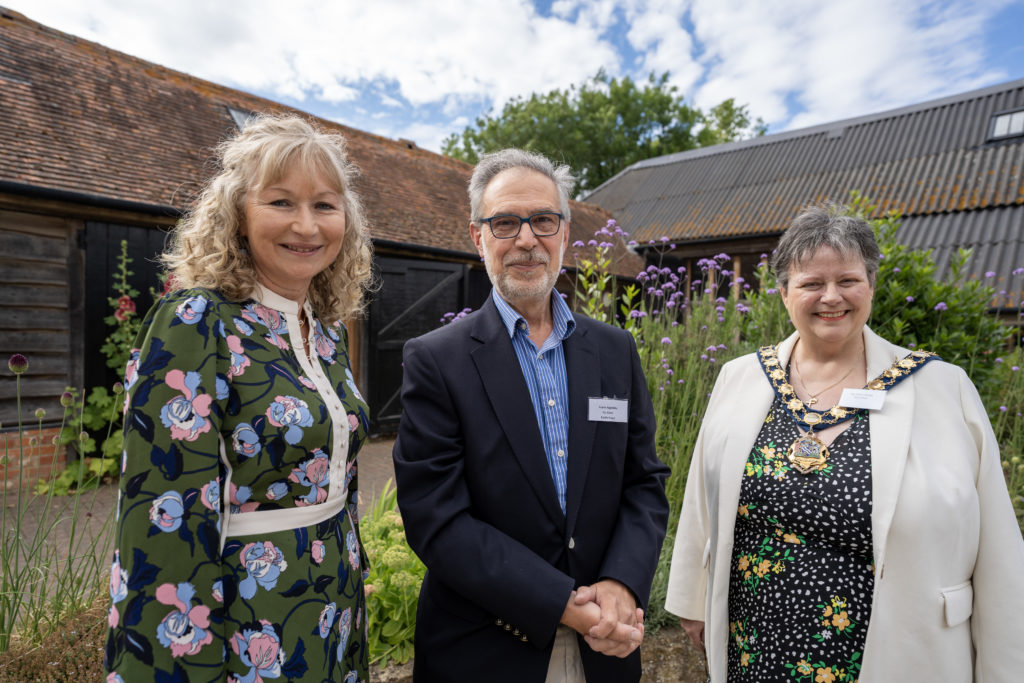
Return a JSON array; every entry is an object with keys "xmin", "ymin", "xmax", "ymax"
[{"xmin": 362, "ymin": 479, "xmax": 425, "ymax": 668}]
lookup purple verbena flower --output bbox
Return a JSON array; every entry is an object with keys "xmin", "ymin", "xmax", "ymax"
[{"xmin": 934, "ymin": 302, "xmax": 948, "ymax": 311}]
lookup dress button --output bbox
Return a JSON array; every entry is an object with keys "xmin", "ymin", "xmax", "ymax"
[
  {"xmin": 519, "ymin": 322, "xmax": 527, "ymax": 330},
  {"xmin": 556, "ymin": 449, "xmax": 564, "ymax": 458},
  {"xmin": 547, "ymin": 399, "xmax": 555, "ymax": 407},
  {"xmin": 568, "ymin": 537, "xmax": 575, "ymax": 549}
]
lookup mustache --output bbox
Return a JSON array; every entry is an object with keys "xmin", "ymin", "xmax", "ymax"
[{"xmin": 503, "ymin": 249, "xmax": 549, "ymax": 267}]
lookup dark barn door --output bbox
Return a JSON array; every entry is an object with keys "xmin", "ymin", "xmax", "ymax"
[
  {"xmin": 83, "ymin": 222, "xmax": 168, "ymax": 392},
  {"xmin": 365, "ymin": 256, "xmax": 490, "ymax": 435}
]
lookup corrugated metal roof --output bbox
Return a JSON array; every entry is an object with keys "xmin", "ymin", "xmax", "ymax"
[
  {"xmin": 587, "ymin": 79, "xmax": 1024, "ymax": 241},
  {"xmin": 586, "ymin": 79, "xmax": 1024, "ymax": 306},
  {"xmin": 899, "ymin": 206, "xmax": 1024, "ymax": 308}
]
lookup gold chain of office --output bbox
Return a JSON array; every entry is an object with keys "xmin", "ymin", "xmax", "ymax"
[
  {"xmin": 757, "ymin": 345, "xmax": 941, "ymax": 430},
  {"xmin": 758, "ymin": 344, "xmax": 940, "ymax": 474}
]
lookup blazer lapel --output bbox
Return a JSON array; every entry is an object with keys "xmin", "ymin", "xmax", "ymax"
[
  {"xmin": 469, "ymin": 297, "xmax": 565, "ymax": 529},
  {"xmin": 563, "ymin": 320, "xmax": 599, "ymax": 536},
  {"xmin": 862, "ymin": 326, "xmax": 913, "ymax": 576}
]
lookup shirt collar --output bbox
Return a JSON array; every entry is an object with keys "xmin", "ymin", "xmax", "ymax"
[
  {"xmin": 492, "ymin": 289, "xmax": 576, "ymax": 341},
  {"xmin": 252, "ymin": 283, "xmax": 312, "ymax": 318}
]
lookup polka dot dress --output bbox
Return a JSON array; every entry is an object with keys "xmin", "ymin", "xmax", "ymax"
[{"xmin": 726, "ymin": 395, "xmax": 873, "ymax": 682}]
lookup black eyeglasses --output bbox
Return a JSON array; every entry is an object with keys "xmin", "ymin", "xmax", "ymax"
[{"xmin": 477, "ymin": 212, "xmax": 564, "ymax": 239}]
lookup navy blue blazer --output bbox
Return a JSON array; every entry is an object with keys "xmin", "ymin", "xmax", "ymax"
[{"xmin": 393, "ymin": 295, "xmax": 670, "ymax": 682}]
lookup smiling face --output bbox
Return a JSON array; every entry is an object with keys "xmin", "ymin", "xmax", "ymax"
[
  {"xmin": 780, "ymin": 246, "xmax": 874, "ymax": 352},
  {"xmin": 242, "ymin": 162, "xmax": 347, "ymax": 306},
  {"xmin": 469, "ymin": 167, "xmax": 569, "ymax": 310}
]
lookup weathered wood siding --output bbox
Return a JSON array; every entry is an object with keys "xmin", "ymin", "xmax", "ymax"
[{"xmin": 0, "ymin": 209, "xmax": 80, "ymax": 426}]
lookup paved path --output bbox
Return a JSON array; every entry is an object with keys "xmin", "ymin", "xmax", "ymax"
[{"xmin": 3, "ymin": 437, "xmax": 397, "ymax": 572}]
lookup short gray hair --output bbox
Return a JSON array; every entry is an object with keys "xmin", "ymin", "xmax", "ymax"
[
  {"xmin": 468, "ymin": 149, "xmax": 575, "ymax": 222},
  {"xmin": 771, "ymin": 202, "xmax": 881, "ymax": 289}
]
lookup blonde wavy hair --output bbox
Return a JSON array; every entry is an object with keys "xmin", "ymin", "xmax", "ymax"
[{"xmin": 162, "ymin": 114, "xmax": 374, "ymax": 322}]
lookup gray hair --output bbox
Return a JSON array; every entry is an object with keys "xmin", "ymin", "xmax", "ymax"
[
  {"xmin": 771, "ymin": 202, "xmax": 881, "ymax": 289},
  {"xmin": 468, "ymin": 149, "xmax": 575, "ymax": 222}
]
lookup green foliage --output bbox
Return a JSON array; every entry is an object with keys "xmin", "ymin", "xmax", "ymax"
[
  {"xmin": 362, "ymin": 479, "xmax": 425, "ymax": 668},
  {"xmin": 992, "ymin": 348, "xmax": 1024, "ymax": 529},
  {"xmin": 2, "ymin": 362, "xmax": 115, "ymax": 654},
  {"xmin": 569, "ymin": 221, "xmax": 625, "ymax": 324},
  {"xmin": 101, "ymin": 240, "xmax": 142, "ymax": 372},
  {"xmin": 41, "ymin": 239, "xmax": 140, "ymax": 495},
  {"xmin": 34, "ymin": 452, "xmax": 118, "ymax": 497},
  {"xmin": 443, "ymin": 70, "xmax": 763, "ymax": 195},
  {"xmin": 858, "ymin": 198, "xmax": 1012, "ymax": 395},
  {"xmin": 569, "ymin": 209, "xmax": 1024, "ymax": 633}
]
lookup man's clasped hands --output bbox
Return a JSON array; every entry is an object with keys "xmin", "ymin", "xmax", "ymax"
[{"xmin": 561, "ymin": 579, "xmax": 644, "ymax": 658}]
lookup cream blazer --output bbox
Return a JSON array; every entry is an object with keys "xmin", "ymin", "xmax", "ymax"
[{"xmin": 665, "ymin": 327, "xmax": 1024, "ymax": 681}]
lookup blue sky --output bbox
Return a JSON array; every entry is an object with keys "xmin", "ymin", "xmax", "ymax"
[{"xmin": 7, "ymin": 0, "xmax": 1024, "ymax": 152}]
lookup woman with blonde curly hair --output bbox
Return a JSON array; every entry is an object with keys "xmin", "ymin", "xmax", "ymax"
[{"xmin": 105, "ymin": 114, "xmax": 376, "ymax": 682}]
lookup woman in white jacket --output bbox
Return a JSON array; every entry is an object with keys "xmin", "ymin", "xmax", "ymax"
[{"xmin": 665, "ymin": 203, "xmax": 1024, "ymax": 681}]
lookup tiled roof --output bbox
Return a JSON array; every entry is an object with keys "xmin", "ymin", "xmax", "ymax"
[
  {"xmin": 585, "ymin": 78, "xmax": 1024, "ymax": 304},
  {"xmin": 0, "ymin": 8, "xmax": 637, "ymax": 273}
]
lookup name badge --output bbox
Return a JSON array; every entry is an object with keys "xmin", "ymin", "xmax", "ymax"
[
  {"xmin": 840, "ymin": 388, "xmax": 886, "ymax": 410},
  {"xmin": 588, "ymin": 397, "xmax": 628, "ymax": 423}
]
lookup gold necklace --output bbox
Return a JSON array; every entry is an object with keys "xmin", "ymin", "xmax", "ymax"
[{"xmin": 791, "ymin": 354, "xmax": 857, "ymax": 406}]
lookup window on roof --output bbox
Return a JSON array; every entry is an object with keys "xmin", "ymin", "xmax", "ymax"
[
  {"xmin": 989, "ymin": 109, "xmax": 1024, "ymax": 140},
  {"xmin": 227, "ymin": 106, "xmax": 258, "ymax": 130}
]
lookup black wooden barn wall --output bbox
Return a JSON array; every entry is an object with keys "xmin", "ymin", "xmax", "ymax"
[{"xmin": 363, "ymin": 256, "xmax": 490, "ymax": 434}]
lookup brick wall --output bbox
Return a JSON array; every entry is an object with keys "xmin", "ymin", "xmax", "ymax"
[{"xmin": 1, "ymin": 426, "xmax": 66, "ymax": 490}]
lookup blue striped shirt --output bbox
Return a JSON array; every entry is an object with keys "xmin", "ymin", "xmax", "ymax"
[{"xmin": 492, "ymin": 290, "xmax": 575, "ymax": 513}]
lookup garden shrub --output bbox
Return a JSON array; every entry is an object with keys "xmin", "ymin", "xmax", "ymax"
[{"xmin": 362, "ymin": 479, "xmax": 425, "ymax": 668}]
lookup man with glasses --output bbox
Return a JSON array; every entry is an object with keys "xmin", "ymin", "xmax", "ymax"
[{"xmin": 393, "ymin": 149, "xmax": 669, "ymax": 682}]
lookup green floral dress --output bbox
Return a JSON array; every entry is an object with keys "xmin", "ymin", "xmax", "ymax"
[
  {"xmin": 727, "ymin": 396, "xmax": 873, "ymax": 682},
  {"xmin": 104, "ymin": 286, "xmax": 370, "ymax": 683}
]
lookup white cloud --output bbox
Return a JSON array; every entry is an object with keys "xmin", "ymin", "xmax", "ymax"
[
  {"xmin": 9, "ymin": 0, "xmax": 617, "ymax": 111},
  {"xmin": 685, "ymin": 0, "xmax": 1013, "ymax": 130},
  {"xmin": 6, "ymin": 0, "xmax": 1018, "ymax": 147},
  {"xmin": 379, "ymin": 93, "xmax": 404, "ymax": 109},
  {"xmin": 373, "ymin": 121, "xmax": 457, "ymax": 154}
]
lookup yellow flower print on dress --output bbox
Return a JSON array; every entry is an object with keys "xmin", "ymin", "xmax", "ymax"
[
  {"xmin": 744, "ymin": 441, "xmax": 792, "ymax": 480},
  {"xmin": 785, "ymin": 654, "xmax": 862, "ymax": 683},
  {"xmin": 735, "ymin": 517, "xmax": 801, "ymax": 594},
  {"xmin": 814, "ymin": 596, "xmax": 859, "ymax": 642},
  {"xmin": 728, "ymin": 618, "xmax": 760, "ymax": 671},
  {"xmin": 815, "ymin": 667, "xmax": 836, "ymax": 683}
]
